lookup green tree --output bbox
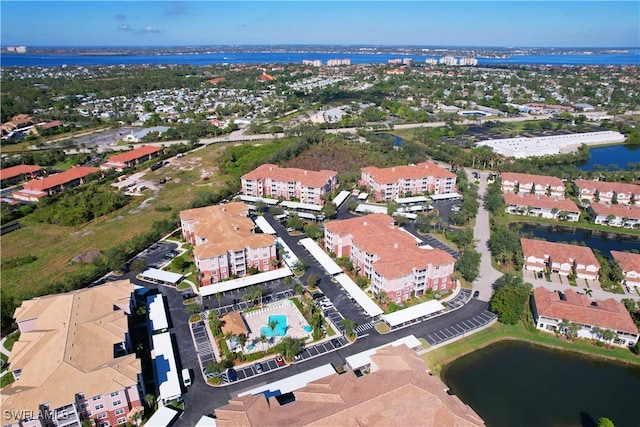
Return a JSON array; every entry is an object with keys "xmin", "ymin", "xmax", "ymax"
[
  {"xmin": 306, "ymin": 273, "xmax": 319, "ymax": 289},
  {"xmin": 597, "ymin": 417, "xmax": 615, "ymax": 427},
  {"xmin": 274, "ymin": 337, "xmax": 304, "ymax": 361},
  {"xmin": 490, "ymin": 276, "xmax": 532, "ymax": 324},
  {"xmin": 144, "ymin": 394, "xmax": 156, "ymax": 410},
  {"xmin": 303, "ymin": 223, "xmax": 323, "ymax": 240},
  {"xmin": 209, "ymin": 312, "xmax": 222, "ymax": 337},
  {"xmin": 292, "ymin": 260, "xmax": 307, "ymax": 275},
  {"xmin": 129, "ymin": 258, "xmax": 148, "ymax": 274},
  {"xmin": 172, "ymin": 256, "xmax": 187, "ymax": 272},
  {"xmin": 455, "ymin": 250, "xmax": 481, "ymax": 282},
  {"xmin": 342, "ymin": 318, "xmax": 356, "ymax": 339},
  {"xmin": 321, "ymin": 202, "xmax": 337, "ymax": 219},
  {"xmin": 286, "ymin": 215, "xmax": 304, "ymax": 231}
]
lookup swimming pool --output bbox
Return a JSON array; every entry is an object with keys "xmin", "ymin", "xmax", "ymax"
[{"xmin": 260, "ymin": 314, "xmax": 288, "ymax": 337}]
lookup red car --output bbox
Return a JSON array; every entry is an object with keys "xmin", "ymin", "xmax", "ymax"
[{"xmin": 275, "ymin": 355, "xmax": 286, "ymax": 367}]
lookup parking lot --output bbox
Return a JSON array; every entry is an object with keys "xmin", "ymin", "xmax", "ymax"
[
  {"xmin": 424, "ymin": 310, "xmax": 496, "ymax": 346},
  {"xmin": 221, "ymin": 336, "xmax": 349, "ymax": 384},
  {"xmin": 191, "ymin": 320, "xmax": 217, "ymax": 372}
]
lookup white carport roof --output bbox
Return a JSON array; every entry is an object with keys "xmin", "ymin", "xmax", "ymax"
[
  {"xmin": 236, "ymin": 195, "xmax": 279, "ymax": 205},
  {"xmin": 299, "ymin": 238, "xmax": 343, "ymax": 275},
  {"xmin": 430, "ymin": 192, "xmax": 461, "ymax": 200},
  {"xmin": 152, "ymin": 332, "xmax": 181, "ymax": 404},
  {"xmin": 140, "ymin": 268, "xmax": 184, "ymax": 284},
  {"xmin": 394, "ymin": 196, "xmax": 428, "ymax": 204},
  {"xmin": 334, "ymin": 273, "xmax": 384, "ymax": 317},
  {"xmin": 280, "ymin": 201, "xmax": 323, "ymax": 211},
  {"xmin": 332, "ymin": 190, "xmax": 350, "ymax": 207},
  {"xmin": 199, "ymin": 267, "xmax": 293, "ymax": 297},
  {"xmin": 382, "ymin": 299, "xmax": 445, "ymax": 327},
  {"xmin": 194, "ymin": 415, "xmax": 217, "ymax": 427},
  {"xmin": 238, "ymin": 364, "xmax": 336, "ymax": 397},
  {"xmin": 345, "ymin": 335, "xmax": 422, "ymax": 370},
  {"xmin": 147, "ymin": 293, "xmax": 169, "ymax": 332},
  {"xmin": 355, "ymin": 203, "xmax": 387, "ymax": 214},
  {"xmin": 144, "ymin": 406, "xmax": 178, "ymax": 427},
  {"xmin": 294, "ymin": 211, "xmax": 317, "ymax": 220},
  {"xmin": 254, "ymin": 215, "xmax": 276, "ymax": 234}
]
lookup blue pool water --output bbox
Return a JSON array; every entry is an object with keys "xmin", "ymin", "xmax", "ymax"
[{"xmin": 260, "ymin": 314, "xmax": 288, "ymax": 337}]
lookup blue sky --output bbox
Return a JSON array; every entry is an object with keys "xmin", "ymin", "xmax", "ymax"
[{"xmin": 1, "ymin": 1, "xmax": 639, "ymax": 48}]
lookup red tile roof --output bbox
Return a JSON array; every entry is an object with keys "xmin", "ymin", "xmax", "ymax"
[
  {"xmin": 22, "ymin": 166, "xmax": 99, "ymax": 192},
  {"xmin": 38, "ymin": 120, "xmax": 62, "ymax": 130},
  {"xmin": 501, "ymin": 172, "xmax": 564, "ymax": 188},
  {"xmin": 611, "ymin": 251, "xmax": 640, "ymax": 275},
  {"xmin": 361, "ymin": 162, "xmax": 455, "ymax": 184},
  {"xmin": 521, "ymin": 238, "xmax": 599, "ymax": 269},
  {"xmin": 574, "ymin": 179, "xmax": 640, "ymax": 196},
  {"xmin": 533, "ymin": 288, "xmax": 638, "ymax": 334},
  {"xmin": 104, "ymin": 146, "xmax": 160, "ymax": 165},
  {"xmin": 208, "ymin": 77, "xmax": 225, "ymax": 84},
  {"xmin": 504, "ymin": 193, "xmax": 579, "ymax": 212},
  {"xmin": 242, "ymin": 164, "xmax": 336, "ymax": 189},
  {"xmin": 589, "ymin": 202, "xmax": 640, "ymax": 220},
  {"xmin": 326, "ymin": 214, "xmax": 455, "ymax": 278},
  {"xmin": 0, "ymin": 165, "xmax": 42, "ymax": 181}
]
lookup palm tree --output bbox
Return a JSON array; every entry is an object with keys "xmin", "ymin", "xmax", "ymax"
[
  {"xmin": 259, "ymin": 334, "xmax": 268, "ymax": 352},
  {"xmin": 215, "ymin": 292, "xmax": 222, "ymax": 308},
  {"xmin": 601, "ymin": 329, "xmax": 617, "ymax": 347},
  {"xmin": 268, "ymin": 319, "xmax": 280, "ymax": 340},
  {"xmin": 342, "ymin": 318, "xmax": 356, "ymax": 339},
  {"xmin": 144, "ymin": 394, "xmax": 156, "ymax": 411},
  {"xmin": 591, "ymin": 326, "xmax": 603, "ymax": 341}
]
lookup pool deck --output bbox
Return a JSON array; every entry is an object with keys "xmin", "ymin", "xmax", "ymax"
[{"xmin": 242, "ymin": 300, "xmax": 312, "ymax": 352}]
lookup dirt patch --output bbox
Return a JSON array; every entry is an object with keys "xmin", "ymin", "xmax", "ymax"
[{"xmin": 70, "ymin": 250, "xmax": 104, "ymax": 264}]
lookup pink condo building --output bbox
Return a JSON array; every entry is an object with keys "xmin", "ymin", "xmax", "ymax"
[
  {"xmin": 360, "ymin": 162, "xmax": 457, "ymax": 202},
  {"xmin": 324, "ymin": 214, "xmax": 456, "ymax": 303},
  {"xmin": 500, "ymin": 172, "xmax": 565, "ymax": 198},
  {"xmin": 180, "ymin": 202, "xmax": 277, "ymax": 286},
  {"xmin": 241, "ymin": 164, "xmax": 337, "ymax": 205}
]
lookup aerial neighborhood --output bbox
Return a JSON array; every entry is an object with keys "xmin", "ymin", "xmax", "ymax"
[{"xmin": 1, "ymin": 43, "xmax": 640, "ymax": 427}]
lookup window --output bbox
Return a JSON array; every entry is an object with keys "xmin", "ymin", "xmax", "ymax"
[
  {"xmin": 115, "ymin": 409, "xmax": 125, "ymax": 416},
  {"xmin": 110, "ymin": 391, "xmax": 119, "ymax": 397},
  {"xmin": 92, "ymin": 396, "xmax": 102, "ymax": 402},
  {"xmin": 97, "ymin": 412, "xmax": 107, "ymax": 420},
  {"xmin": 117, "ymin": 417, "xmax": 127, "ymax": 425},
  {"xmin": 80, "ymin": 403, "xmax": 88, "ymax": 409},
  {"xmin": 94, "ymin": 404, "xmax": 104, "ymax": 411},
  {"xmin": 112, "ymin": 400, "xmax": 121, "ymax": 407},
  {"xmin": 99, "ymin": 422, "xmax": 110, "ymax": 427}
]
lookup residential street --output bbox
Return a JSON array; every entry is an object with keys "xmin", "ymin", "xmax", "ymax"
[{"xmin": 471, "ymin": 170, "xmax": 504, "ymax": 300}]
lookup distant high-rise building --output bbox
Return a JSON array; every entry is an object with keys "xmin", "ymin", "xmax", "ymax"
[
  {"xmin": 459, "ymin": 56, "xmax": 478, "ymax": 66},
  {"xmin": 439, "ymin": 56, "xmax": 458, "ymax": 66},
  {"xmin": 402, "ymin": 58, "xmax": 414, "ymax": 66},
  {"xmin": 327, "ymin": 58, "xmax": 351, "ymax": 66},
  {"xmin": 302, "ymin": 59, "xmax": 322, "ymax": 67},
  {"xmin": 388, "ymin": 58, "xmax": 402, "ymax": 65},
  {"xmin": 425, "ymin": 58, "xmax": 438, "ymax": 65}
]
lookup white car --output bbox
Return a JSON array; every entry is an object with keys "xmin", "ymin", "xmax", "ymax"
[{"xmin": 627, "ymin": 286, "xmax": 635, "ymax": 294}]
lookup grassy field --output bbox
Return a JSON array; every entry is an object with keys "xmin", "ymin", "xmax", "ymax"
[
  {"xmin": 1, "ymin": 141, "xmax": 273, "ymax": 296},
  {"xmin": 421, "ymin": 321, "xmax": 640, "ymax": 377}
]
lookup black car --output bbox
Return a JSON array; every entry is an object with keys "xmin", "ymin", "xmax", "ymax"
[
  {"xmin": 182, "ymin": 293, "xmax": 196, "ymax": 300},
  {"xmin": 226, "ymin": 368, "xmax": 237, "ymax": 382},
  {"xmin": 473, "ymin": 290, "xmax": 480, "ymax": 298},
  {"xmin": 331, "ymin": 338, "xmax": 342, "ymax": 348}
]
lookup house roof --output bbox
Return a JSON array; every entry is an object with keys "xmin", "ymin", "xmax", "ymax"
[
  {"xmin": 38, "ymin": 120, "xmax": 62, "ymax": 130},
  {"xmin": 104, "ymin": 145, "xmax": 160, "ymax": 165},
  {"xmin": 533, "ymin": 287, "xmax": 638, "ymax": 335},
  {"xmin": 180, "ymin": 202, "xmax": 275, "ymax": 259},
  {"xmin": 574, "ymin": 179, "xmax": 640, "ymax": 196},
  {"xmin": 11, "ymin": 114, "xmax": 33, "ymax": 125},
  {"xmin": 22, "ymin": 166, "xmax": 98, "ymax": 192},
  {"xmin": 220, "ymin": 311, "xmax": 249, "ymax": 336},
  {"xmin": 504, "ymin": 193, "xmax": 579, "ymax": 212},
  {"xmin": 213, "ymin": 344, "xmax": 484, "ymax": 427},
  {"xmin": 0, "ymin": 164, "xmax": 42, "ymax": 181},
  {"xmin": 611, "ymin": 251, "xmax": 640, "ymax": 275},
  {"xmin": 1, "ymin": 281, "xmax": 140, "ymax": 421},
  {"xmin": 589, "ymin": 202, "xmax": 640, "ymax": 220},
  {"xmin": 242, "ymin": 164, "xmax": 336, "ymax": 189},
  {"xmin": 520, "ymin": 238, "xmax": 600, "ymax": 268},
  {"xmin": 326, "ymin": 214, "xmax": 455, "ymax": 279},
  {"xmin": 501, "ymin": 172, "xmax": 564, "ymax": 188},
  {"xmin": 361, "ymin": 162, "xmax": 455, "ymax": 184}
]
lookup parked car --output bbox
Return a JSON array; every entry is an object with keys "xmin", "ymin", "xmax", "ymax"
[
  {"xmin": 182, "ymin": 368, "xmax": 191, "ymax": 387},
  {"xmin": 226, "ymin": 368, "xmax": 237, "ymax": 382},
  {"xmin": 254, "ymin": 363, "xmax": 263, "ymax": 374},
  {"xmin": 275, "ymin": 355, "xmax": 286, "ymax": 367},
  {"xmin": 473, "ymin": 290, "xmax": 480, "ymax": 298},
  {"xmin": 627, "ymin": 286, "xmax": 635, "ymax": 294},
  {"xmin": 286, "ymin": 227, "xmax": 295, "ymax": 232},
  {"xmin": 331, "ymin": 338, "xmax": 343, "ymax": 348}
]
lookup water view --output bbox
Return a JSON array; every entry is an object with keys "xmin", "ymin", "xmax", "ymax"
[
  {"xmin": 518, "ymin": 223, "xmax": 640, "ymax": 257},
  {"xmin": 442, "ymin": 341, "xmax": 640, "ymax": 427},
  {"xmin": 579, "ymin": 144, "xmax": 640, "ymax": 171}
]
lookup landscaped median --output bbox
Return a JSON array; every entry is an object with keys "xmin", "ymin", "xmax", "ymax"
[{"xmin": 421, "ymin": 321, "xmax": 640, "ymax": 377}]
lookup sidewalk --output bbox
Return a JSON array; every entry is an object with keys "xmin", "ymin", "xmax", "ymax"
[{"xmin": 0, "ymin": 337, "xmax": 12, "ymax": 358}]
